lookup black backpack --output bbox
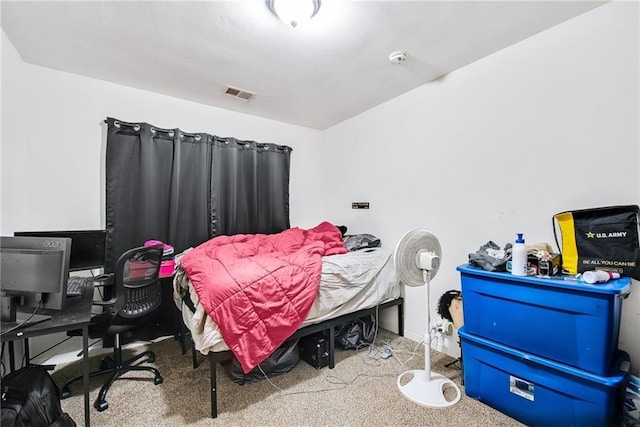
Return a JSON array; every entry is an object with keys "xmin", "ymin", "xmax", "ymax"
[{"xmin": 1, "ymin": 366, "xmax": 76, "ymax": 427}]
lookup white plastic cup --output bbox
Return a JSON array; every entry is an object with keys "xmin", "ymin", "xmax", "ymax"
[{"xmin": 582, "ymin": 270, "xmax": 621, "ymax": 284}]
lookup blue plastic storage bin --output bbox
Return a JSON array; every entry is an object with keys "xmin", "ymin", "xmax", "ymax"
[
  {"xmin": 459, "ymin": 327, "xmax": 630, "ymax": 427},
  {"xmin": 457, "ymin": 264, "xmax": 631, "ymax": 376}
]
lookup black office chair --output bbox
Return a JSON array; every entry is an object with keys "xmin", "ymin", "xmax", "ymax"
[{"xmin": 61, "ymin": 245, "xmax": 164, "ymax": 411}]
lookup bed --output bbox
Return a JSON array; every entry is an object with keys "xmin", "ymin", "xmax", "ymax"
[{"xmin": 172, "ymin": 222, "xmax": 403, "ymax": 418}]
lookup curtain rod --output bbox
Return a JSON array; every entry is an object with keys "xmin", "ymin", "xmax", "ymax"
[{"xmin": 108, "ymin": 118, "xmax": 291, "ymax": 151}]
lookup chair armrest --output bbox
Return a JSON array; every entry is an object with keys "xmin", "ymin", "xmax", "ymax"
[
  {"xmin": 90, "ymin": 273, "xmax": 114, "ymax": 287},
  {"xmin": 90, "ymin": 274, "xmax": 115, "ymax": 301},
  {"xmin": 92, "ymin": 298, "xmax": 117, "ymax": 306}
]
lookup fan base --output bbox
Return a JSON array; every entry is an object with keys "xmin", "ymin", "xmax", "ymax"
[{"xmin": 397, "ymin": 369, "xmax": 461, "ymax": 408}]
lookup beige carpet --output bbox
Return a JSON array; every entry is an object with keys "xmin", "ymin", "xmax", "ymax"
[{"xmin": 51, "ymin": 330, "xmax": 523, "ymax": 426}]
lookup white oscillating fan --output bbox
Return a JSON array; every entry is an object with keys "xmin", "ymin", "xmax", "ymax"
[{"xmin": 394, "ymin": 229, "xmax": 461, "ymax": 408}]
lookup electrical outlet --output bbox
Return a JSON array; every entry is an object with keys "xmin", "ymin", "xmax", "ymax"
[{"xmin": 434, "ymin": 321, "xmax": 453, "ymax": 336}]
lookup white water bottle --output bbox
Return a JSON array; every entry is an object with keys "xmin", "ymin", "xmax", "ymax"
[{"xmin": 511, "ymin": 233, "xmax": 527, "ymax": 276}]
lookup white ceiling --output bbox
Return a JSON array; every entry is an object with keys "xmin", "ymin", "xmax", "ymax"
[{"xmin": 1, "ymin": 1, "xmax": 606, "ymax": 130}]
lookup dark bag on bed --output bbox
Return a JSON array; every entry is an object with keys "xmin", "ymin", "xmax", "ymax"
[
  {"xmin": 553, "ymin": 205, "xmax": 640, "ymax": 279},
  {"xmin": 1, "ymin": 366, "xmax": 76, "ymax": 427}
]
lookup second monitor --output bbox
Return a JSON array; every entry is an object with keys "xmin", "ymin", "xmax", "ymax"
[{"xmin": 14, "ymin": 229, "xmax": 106, "ymax": 272}]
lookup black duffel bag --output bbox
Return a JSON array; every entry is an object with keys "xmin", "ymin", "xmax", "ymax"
[
  {"xmin": 1, "ymin": 366, "xmax": 76, "ymax": 427},
  {"xmin": 335, "ymin": 314, "xmax": 376, "ymax": 350},
  {"xmin": 225, "ymin": 339, "xmax": 300, "ymax": 385}
]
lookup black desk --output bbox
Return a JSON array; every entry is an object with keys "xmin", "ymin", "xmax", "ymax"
[{"xmin": 1, "ymin": 285, "xmax": 94, "ymax": 427}]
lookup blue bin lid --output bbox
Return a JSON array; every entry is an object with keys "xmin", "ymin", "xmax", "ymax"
[
  {"xmin": 458, "ymin": 327, "xmax": 630, "ymax": 386},
  {"xmin": 457, "ymin": 264, "xmax": 631, "ymax": 296}
]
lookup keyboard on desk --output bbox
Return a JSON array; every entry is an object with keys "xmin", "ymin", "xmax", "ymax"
[{"xmin": 66, "ymin": 276, "xmax": 88, "ymax": 297}]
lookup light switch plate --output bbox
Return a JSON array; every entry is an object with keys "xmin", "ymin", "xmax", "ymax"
[{"xmin": 352, "ymin": 202, "xmax": 370, "ymax": 209}]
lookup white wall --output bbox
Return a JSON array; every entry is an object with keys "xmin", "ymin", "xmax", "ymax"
[
  {"xmin": 322, "ymin": 1, "xmax": 640, "ymax": 372},
  {"xmin": 1, "ymin": 29, "xmax": 325, "ymax": 361},
  {"xmin": 2, "ymin": 2, "xmax": 639, "ymax": 373},
  {"xmin": 0, "ymin": 30, "xmax": 325, "ymax": 237}
]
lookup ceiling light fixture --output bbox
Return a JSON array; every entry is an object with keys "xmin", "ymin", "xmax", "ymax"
[{"xmin": 266, "ymin": 0, "xmax": 321, "ymax": 29}]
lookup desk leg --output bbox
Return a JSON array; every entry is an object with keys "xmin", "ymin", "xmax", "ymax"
[
  {"xmin": 8, "ymin": 341, "xmax": 16, "ymax": 371},
  {"xmin": 23, "ymin": 338, "xmax": 30, "ymax": 364},
  {"xmin": 82, "ymin": 325, "xmax": 90, "ymax": 427}
]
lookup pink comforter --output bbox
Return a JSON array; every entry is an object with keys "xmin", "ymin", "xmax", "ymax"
[{"xmin": 179, "ymin": 222, "xmax": 347, "ymax": 372}]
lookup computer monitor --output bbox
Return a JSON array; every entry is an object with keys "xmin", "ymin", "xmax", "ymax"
[
  {"xmin": 0, "ymin": 236, "xmax": 71, "ymax": 317},
  {"xmin": 14, "ymin": 230, "xmax": 106, "ymax": 272}
]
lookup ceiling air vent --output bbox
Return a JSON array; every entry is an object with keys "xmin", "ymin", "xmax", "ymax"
[{"xmin": 225, "ymin": 86, "xmax": 256, "ymax": 101}]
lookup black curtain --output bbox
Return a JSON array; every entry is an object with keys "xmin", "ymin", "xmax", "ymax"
[
  {"xmin": 104, "ymin": 118, "xmax": 291, "ymax": 271},
  {"xmin": 210, "ymin": 137, "xmax": 291, "ymax": 236}
]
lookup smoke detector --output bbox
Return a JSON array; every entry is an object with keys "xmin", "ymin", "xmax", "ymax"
[{"xmin": 388, "ymin": 51, "xmax": 408, "ymax": 64}]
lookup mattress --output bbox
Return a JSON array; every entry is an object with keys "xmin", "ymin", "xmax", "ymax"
[{"xmin": 173, "ymin": 247, "xmax": 399, "ymax": 355}]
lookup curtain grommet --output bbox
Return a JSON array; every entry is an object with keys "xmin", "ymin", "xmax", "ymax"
[{"xmin": 114, "ymin": 120, "xmax": 140, "ymax": 132}]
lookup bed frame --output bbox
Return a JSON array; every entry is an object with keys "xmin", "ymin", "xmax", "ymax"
[{"xmin": 191, "ymin": 297, "xmax": 404, "ymax": 418}]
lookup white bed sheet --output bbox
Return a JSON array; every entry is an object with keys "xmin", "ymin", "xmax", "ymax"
[{"xmin": 173, "ymin": 247, "xmax": 399, "ymax": 355}]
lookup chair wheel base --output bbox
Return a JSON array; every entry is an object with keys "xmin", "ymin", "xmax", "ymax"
[
  {"xmin": 154, "ymin": 375, "xmax": 163, "ymax": 385},
  {"xmin": 148, "ymin": 354, "xmax": 156, "ymax": 363},
  {"xmin": 61, "ymin": 387, "xmax": 71, "ymax": 399},
  {"xmin": 95, "ymin": 400, "xmax": 108, "ymax": 412}
]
